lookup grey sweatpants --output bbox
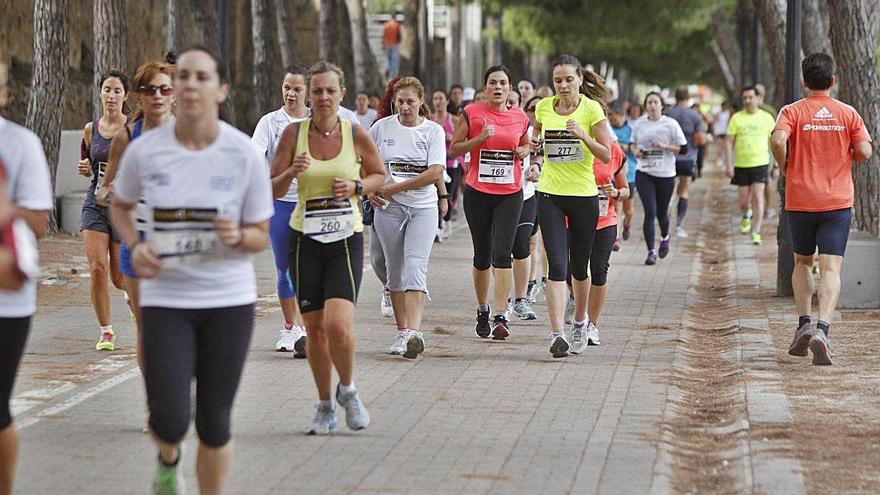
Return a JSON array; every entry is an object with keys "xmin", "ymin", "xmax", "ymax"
[{"xmin": 372, "ymin": 202, "xmax": 437, "ymax": 293}]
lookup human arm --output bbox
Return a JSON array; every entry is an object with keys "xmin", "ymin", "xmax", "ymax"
[
  {"xmin": 770, "ymin": 130, "xmax": 789, "ymax": 176},
  {"xmin": 853, "ymin": 141, "xmax": 873, "ymax": 162},
  {"xmin": 335, "ymin": 124, "xmax": 388, "ymax": 200},
  {"xmin": 436, "ymin": 176, "xmax": 448, "ymax": 217},
  {"xmin": 725, "ymin": 137, "xmax": 736, "ymax": 178},
  {"xmin": 566, "ymin": 118, "xmax": 612, "ymax": 163},
  {"xmin": 95, "ymin": 127, "xmax": 131, "ymax": 206},
  {"xmin": 269, "ymin": 123, "xmax": 306, "ymax": 199},
  {"xmin": 77, "ymin": 122, "xmax": 93, "ymax": 177},
  {"xmin": 449, "ymin": 113, "xmax": 494, "ymax": 158}
]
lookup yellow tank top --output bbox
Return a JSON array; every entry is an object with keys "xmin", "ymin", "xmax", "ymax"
[{"xmin": 289, "ymin": 118, "xmax": 363, "ymax": 233}]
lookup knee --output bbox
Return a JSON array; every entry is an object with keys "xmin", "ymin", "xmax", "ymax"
[
  {"xmin": 88, "ymin": 258, "xmax": 110, "ymax": 281},
  {"xmin": 111, "ymin": 271, "xmax": 125, "ymax": 291},
  {"xmin": 794, "ymin": 254, "xmax": 814, "ymax": 267},
  {"xmin": 195, "ymin": 409, "xmax": 232, "ymax": 448},
  {"xmin": 0, "ymin": 406, "xmax": 11, "ymax": 430},
  {"xmin": 324, "ymin": 320, "xmax": 350, "ymax": 343},
  {"xmin": 591, "ymin": 264, "xmax": 609, "ymax": 286},
  {"xmin": 512, "ymin": 243, "xmax": 530, "ymax": 260},
  {"xmin": 473, "ymin": 255, "xmax": 491, "ymax": 271},
  {"xmin": 570, "ymin": 263, "xmax": 588, "ymax": 282},
  {"xmin": 149, "ymin": 407, "xmax": 190, "ymax": 445},
  {"xmin": 546, "ymin": 254, "xmax": 567, "ymax": 281},
  {"xmin": 491, "ymin": 254, "xmax": 513, "ymax": 269}
]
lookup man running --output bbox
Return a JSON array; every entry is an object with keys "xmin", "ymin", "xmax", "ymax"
[
  {"xmin": 665, "ymin": 87, "xmax": 705, "ymax": 239},
  {"xmin": 772, "ymin": 53, "xmax": 872, "ymax": 366},
  {"xmin": 725, "ymin": 86, "xmax": 776, "ymax": 245}
]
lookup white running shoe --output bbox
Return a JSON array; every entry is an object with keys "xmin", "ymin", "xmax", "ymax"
[
  {"xmin": 275, "ymin": 326, "xmax": 296, "ymax": 352},
  {"xmin": 550, "ymin": 331, "xmax": 570, "ymax": 358},
  {"xmin": 305, "ymin": 402, "xmax": 339, "ymax": 435},
  {"xmin": 569, "ymin": 324, "xmax": 588, "ymax": 354},
  {"xmin": 403, "ymin": 330, "xmax": 425, "ymax": 359},
  {"xmin": 587, "ymin": 322, "xmax": 601, "ymax": 346},
  {"xmin": 564, "ymin": 297, "xmax": 575, "ymax": 325},
  {"xmin": 336, "ymin": 385, "xmax": 371, "ymax": 430},
  {"xmin": 675, "ymin": 225, "xmax": 688, "ymax": 238},
  {"xmin": 381, "ymin": 287, "xmax": 394, "ymax": 318},
  {"xmin": 389, "ymin": 332, "xmax": 408, "ymax": 355},
  {"xmin": 291, "ymin": 325, "xmax": 307, "ymax": 358}
]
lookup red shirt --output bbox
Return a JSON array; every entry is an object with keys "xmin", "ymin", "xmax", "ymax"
[
  {"xmin": 383, "ymin": 20, "xmax": 400, "ymax": 47},
  {"xmin": 594, "ymin": 142, "xmax": 625, "ymax": 230},
  {"xmin": 463, "ymin": 103, "xmax": 529, "ymax": 195},
  {"xmin": 774, "ymin": 95, "xmax": 871, "ymax": 212}
]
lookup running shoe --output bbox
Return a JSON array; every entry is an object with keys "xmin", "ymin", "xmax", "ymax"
[
  {"xmin": 506, "ymin": 298, "xmax": 513, "ymax": 316},
  {"xmin": 809, "ymin": 329, "xmax": 833, "ymax": 366},
  {"xmin": 512, "ymin": 298, "xmax": 537, "ymax": 320},
  {"xmin": 564, "ymin": 297, "xmax": 575, "ymax": 325},
  {"xmin": 403, "ymin": 330, "xmax": 425, "ymax": 359},
  {"xmin": 475, "ymin": 308, "xmax": 491, "ymax": 338},
  {"xmin": 622, "ymin": 225, "xmax": 631, "ymax": 241},
  {"xmin": 675, "ymin": 226, "xmax": 688, "ymax": 238},
  {"xmin": 152, "ymin": 451, "xmax": 185, "ymax": 495},
  {"xmin": 275, "ymin": 326, "xmax": 296, "ymax": 352},
  {"xmin": 292, "ymin": 326, "xmax": 307, "ymax": 359},
  {"xmin": 336, "ymin": 385, "xmax": 371, "ymax": 430},
  {"xmin": 381, "ymin": 286, "xmax": 394, "ymax": 317},
  {"xmin": 305, "ymin": 402, "xmax": 340, "ymax": 435},
  {"xmin": 95, "ymin": 329, "xmax": 115, "ymax": 351},
  {"xmin": 124, "ymin": 291, "xmax": 136, "ymax": 322},
  {"xmin": 549, "ymin": 331, "xmax": 569, "ymax": 358},
  {"xmin": 526, "ymin": 280, "xmax": 540, "ymax": 303},
  {"xmin": 739, "ymin": 216, "xmax": 751, "ymax": 235},
  {"xmin": 491, "ymin": 314, "xmax": 510, "ymax": 340},
  {"xmin": 658, "ymin": 237, "xmax": 670, "ymax": 259},
  {"xmin": 612, "ymin": 239, "xmax": 621, "ymax": 251},
  {"xmin": 586, "ymin": 322, "xmax": 601, "ymax": 346},
  {"xmin": 751, "ymin": 233, "xmax": 762, "ymax": 246},
  {"xmin": 645, "ymin": 250, "xmax": 657, "ymax": 265},
  {"xmin": 389, "ymin": 332, "xmax": 408, "ymax": 355},
  {"xmin": 787, "ymin": 322, "xmax": 813, "ymax": 357},
  {"xmin": 569, "ymin": 324, "xmax": 588, "ymax": 354}
]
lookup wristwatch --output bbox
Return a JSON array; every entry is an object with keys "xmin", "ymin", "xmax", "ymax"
[
  {"xmin": 439, "ymin": 194, "xmax": 450, "ymax": 199},
  {"xmin": 354, "ymin": 179, "xmax": 363, "ymax": 195}
]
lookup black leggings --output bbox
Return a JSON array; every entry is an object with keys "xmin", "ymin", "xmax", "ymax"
[
  {"xmin": 0, "ymin": 317, "xmax": 30, "ymax": 430},
  {"xmin": 443, "ymin": 167, "xmax": 462, "ymax": 222},
  {"xmin": 513, "ymin": 195, "xmax": 537, "ymax": 260},
  {"xmin": 142, "ymin": 304, "xmax": 254, "ymax": 448},
  {"xmin": 636, "ymin": 171, "xmax": 675, "ymax": 251},
  {"xmin": 538, "ymin": 192, "xmax": 599, "ymax": 282},
  {"xmin": 589, "ymin": 226, "xmax": 617, "ymax": 286},
  {"xmin": 463, "ymin": 186, "xmax": 523, "ymax": 270}
]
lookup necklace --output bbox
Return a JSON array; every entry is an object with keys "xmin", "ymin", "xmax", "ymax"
[{"xmin": 312, "ymin": 118, "xmax": 339, "ymax": 137}]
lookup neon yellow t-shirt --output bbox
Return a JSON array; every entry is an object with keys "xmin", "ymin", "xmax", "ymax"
[
  {"xmin": 535, "ymin": 95, "xmax": 606, "ymax": 197},
  {"xmin": 727, "ymin": 109, "xmax": 775, "ymax": 168}
]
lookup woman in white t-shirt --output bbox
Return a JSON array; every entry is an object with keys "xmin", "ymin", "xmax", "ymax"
[
  {"xmin": 111, "ymin": 46, "xmax": 274, "ymax": 494},
  {"xmin": 368, "ymin": 77, "xmax": 445, "ymax": 359},
  {"xmin": 629, "ymin": 92, "xmax": 686, "ymax": 265}
]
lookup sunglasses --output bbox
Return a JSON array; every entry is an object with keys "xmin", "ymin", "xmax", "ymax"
[{"xmin": 136, "ymin": 85, "xmax": 175, "ymax": 96}]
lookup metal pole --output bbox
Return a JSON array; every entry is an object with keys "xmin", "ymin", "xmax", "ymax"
[{"xmin": 776, "ymin": 0, "xmax": 803, "ymax": 297}]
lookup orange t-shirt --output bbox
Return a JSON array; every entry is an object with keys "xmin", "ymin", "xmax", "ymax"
[
  {"xmin": 594, "ymin": 142, "xmax": 625, "ymax": 230},
  {"xmin": 383, "ymin": 20, "xmax": 400, "ymax": 47},
  {"xmin": 774, "ymin": 95, "xmax": 871, "ymax": 212}
]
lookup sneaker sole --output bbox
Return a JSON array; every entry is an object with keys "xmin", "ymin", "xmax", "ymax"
[
  {"xmin": 809, "ymin": 338, "xmax": 833, "ymax": 366},
  {"xmin": 403, "ymin": 336, "xmax": 424, "ymax": 359},
  {"xmin": 293, "ymin": 336, "xmax": 307, "ymax": 358},
  {"xmin": 587, "ymin": 339, "xmax": 600, "ymax": 346},
  {"xmin": 491, "ymin": 325, "xmax": 509, "ymax": 340},
  {"xmin": 550, "ymin": 337, "xmax": 569, "ymax": 358},
  {"xmin": 787, "ymin": 333, "xmax": 811, "ymax": 357},
  {"xmin": 306, "ymin": 421, "xmax": 340, "ymax": 435},
  {"xmin": 658, "ymin": 249, "xmax": 669, "ymax": 259},
  {"xmin": 515, "ymin": 312, "xmax": 537, "ymax": 321},
  {"xmin": 275, "ymin": 345, "xmax": 293, "ymax": 352},
  {"xmin": 475, "ymin": 326, "xmax": 491, "ymax": 339},
  {"xmin": 569, "ymin": 343, "xmax": 586, "ymax": 355},
  {"xmin": 96, "ymin": 344, "xmax": 114, "ymax": 351}
]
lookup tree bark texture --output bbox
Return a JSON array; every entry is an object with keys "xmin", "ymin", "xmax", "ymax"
[
  {"xmin": 712, "ymin": 8, "xmax": 742, "ymax": 96},
  {"xmin": 828, "ymin": 0, "xmax": 880, "ymax": 236},
  {"xmin": 92, "ymin": 0, "xmax": 127, "ymax": 120},
  {"xmin": 251, "ymin": 0, "xmax": 275, "ymax": 119},
  {"xmin": 318, "ymin": 0, "xmax": 335, "ymax": 60},
  {"xmin": 192, "ymin": 0, "xmax": 237, "ymax": 125},
  {"xmin": 26, "ymin": 0, "xmax": 69, "ymax": 196},
  {"xmin": 450, "ymin": 1, "xmax": 462, "ymax": 86},
  {"xmin": 166, "ymin": 0, "xmax": 178, "ymax": 54},
  {"xmin": 273, "ymin": 0, "xmax": 295, "ymax": 68},
  {"xmin": 802, "ymin": 0, "xmax": 832, "ymax": 56},
  {"xmin": 401, "ymin": 0, "xmax": 419, "ymax": 76},
  {"xmin": 345, "ymin": 0, "xmax": 383, "ymax": 96},
  {"xmin": 753, "ymin": 0, "xmax": 787, "ymax": 108}
]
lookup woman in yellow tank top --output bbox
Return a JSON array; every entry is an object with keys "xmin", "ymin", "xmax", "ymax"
[{"xmin": 271, "ymin": 62, "xmax": 386, "ymax": 435}]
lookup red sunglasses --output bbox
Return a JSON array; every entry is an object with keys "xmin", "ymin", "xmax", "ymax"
[{"xmin": 137, "ymin": 85, "xmax": 175, "ymax": 96}]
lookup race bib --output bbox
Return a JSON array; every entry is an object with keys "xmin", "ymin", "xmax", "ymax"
[
  {"xmin": 544, "ymin": 130, "xmax": 584, "ymax": 163},
  {"xmin": 478, "ymin": 149, "xmax": 515, "ymax": 184},
  {"xmin": 598, "ymin": 195, "xmax": 610, "ymax": 217},
  {"xmin": 640, "ymin": 149, "xmax": 664, "ymax": 170},
  {"xmin": 94, "ymin": 162, "xmax": 108, "ymax": 194},
  {"xmin": 150, "ymin": 207, "xmax": 223, "ymax": 266},
  {"xmin": 388, "ymin": 161, "xmax": 431, "ymax": 196},
  {"xmin": 303, "ymin": 196, "xmax": 355, "ymax": 243}
]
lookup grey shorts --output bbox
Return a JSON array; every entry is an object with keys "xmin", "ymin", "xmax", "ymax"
[
  {"xmin": 373, "ymin": 202, "xmax": 437, "ymax": 293},
  {"xmin": 80, "ymin": 198, "xmax": 120, "ymax": 242}
]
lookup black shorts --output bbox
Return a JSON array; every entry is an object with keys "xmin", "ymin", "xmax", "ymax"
[
  {"xmin": 0, "ymin": 317, "xmax": 30, "ymax": 430},
  {"xmin": 289, "ymin": 229, "xmax": 364, "ymax": 313},
  {"xmin": 787, "ymin": 208, "xmax": 851, "ymax": 256},
  {"xmin": 731, "ymin": 165, "xmax": 769, "ymax": 186},
  {"xmin": 675, "ymin": 160, "xmax": 696, "ymax": 178},
  {"xmin": 80, "ymin": 196, "xmax": 120, "ymax": 242}
]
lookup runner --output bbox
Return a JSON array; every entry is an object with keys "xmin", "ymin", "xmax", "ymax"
[
  {"xmin": 531, "ymin": 54, "xmax": 612, "ymax": 357},
  {"xmin": 630, "ymin": 91, "xmax": 687, "ymax": 265},
  {"xmin": 0, "ymin": 62, "xmax": 53, "ymax": 495},
  {"xmin": 354, "ymin": 91, "xmax": 378, "ymax": 128},
  {"xmin": 368, "ymin": 76, "xmax": 445, "ymax": 359},
  {"xmin": 506, "ymin": 88, "xmax": 521, "ymax": 110},
  {"xmin": 270, "ymin": 61, "xmax": 386, "ymax": 433},
  {"xmin": 517, "ymin": 78, "xmax": 536, "ymax": 106},
  {"xmin": 431, "ymin": 88, "xmax": 460, "ymax": 235},
  {"xmin": 110, "ymin": 46, "xmax": 274, "ymax": 494},
  {"xmin": 252, "ymin": 64, "xmax": 310, "ymax": 357},
  {"xmin": 665, "ymin": 87, "xmax": 705, "ymax": 239},
  {"xmin": 609, "ymin": 103, "xmax": 637, "ymax": 246},
  {"xmin": 714, "ymin": 100, "xmax": 733, "ymax": 168},
  {"xmin": 78, "ymin": 70, "xmax": 130, "ymax": 351},
  {"xmin": 771, "ymin": 53, "xmax": 872, "ymax": 366},
  {"xmin": 755, "ymin": 83, "xmax": 781, "ymax": 218},
  {"xmin": 724, "ymin": 86, "xmax": 775, "ymax": 245},
  {"xmin": 448, "ymin": 84, "xmax": 465, "ymax": 116},
  {"xmin": 449, "ymin": 65, "xmax": 530, "ymax": 340},
  {"xmin": 522, "ymin": 96, "xmax": 545, "ymax": 303},
  {"xmin": 627, "ymin": 101, "xmax": 642, "ymax": 124}
]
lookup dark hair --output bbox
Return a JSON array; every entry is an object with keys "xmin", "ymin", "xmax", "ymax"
[
  {"xmin": 178, "ymin": 44, "xmax": 229, "ymax": 83},
  {"xmin": 509, "ymin": 87, "xmax": 521, "ymax": 101},
  {"xmin": 524, "ymin": 96, "xmax": 541, "ymax": 111},
  {"xmin": 164, "ymin": 51, "xmax": 177, "ymax": 64},
  {"xmin": 432, "ymin": 88, "xmax": 448, "ymax": 99},
  {"xmin": 550, "ymin": 54, "xmax": 611, "ymax": 113},
  {"xmin": 802, "ymin": 53, "xmax": 834, "ymax": 90},
  {"xmin": 643, "ymin": 91, "xmax": 664, "ymax": 109},
  {"xmin": 518, "ymin": 78, "xmax": 536, "ymax": 90},
  {"xmin": 673, "ymin": 86, "xmax": 689, "ymax": 101},
  {"xmin": 450, "ymin": 84, "xmax": 463, "ymax": 92},
  {"xmin": 357, "ymin": 90, "xmax": 370, "ymax": 98},
  {"xmin": 285, "ymin": 64, "xmax": 309, "ymax": 78},
  {"xmin": 99, "ymin": 69, "xmax": 130, "ymax": 94},
  {"xmin": 609, "ymin": 101, "xmax": 625, "ymax": 114},
  {"xmin": 483, "ymin": 65, "xmax": 512, "ymax": 86},
  {"xmin": 741, "ymin": 85, "xmax": 757, "ymax": 96}
]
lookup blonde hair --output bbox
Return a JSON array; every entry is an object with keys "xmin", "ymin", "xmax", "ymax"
[
  {"xmin": 392, "ymin": 76, "xmax": 431, "ymax": 116},
  {"xmin": 307, "ymin": 61, "xmax": 345, "ymax": 88}
]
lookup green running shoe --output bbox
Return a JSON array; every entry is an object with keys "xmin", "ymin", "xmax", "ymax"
[{"xmin": 95, "ymin": 329, "xmax": 116, "ymax": 351}]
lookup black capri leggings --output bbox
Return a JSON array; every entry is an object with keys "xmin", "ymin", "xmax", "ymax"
[
  {"xmin": 513, "ymin": 195, "xmax": 538, "ymax": 260},
  {"xmin": 443, "ymin": 167, "xmax": 462, "ymax": 222},
  {"xmin": 589, "ymin": 225, "xmax": 617, "ymax": 286},
  {"xmin": 463, "ymin": 186, "xmax": 523, "ymax": 270},
  {"xmin": 142, "ymin": 304, "xmax": 254, "ymax": 448},
  {"xmin": 636, "ymin": 171, "xmax": 675, "ymax": 251},
  {"xmin": 0, "ymin": 317, "xmax": 30, "ymax": 430},
  {"xmin": 538, "ymin": 192, "xmax": 599, "ymax": 282}
]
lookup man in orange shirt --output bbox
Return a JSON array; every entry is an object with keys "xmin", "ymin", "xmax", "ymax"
[
  {"xmin": 771, "ymin": 53, "xmax": 873, "ymax": 366},
  {"xmin": 382, "ymin": 12, "xmax": 402, "ymax": 78}
]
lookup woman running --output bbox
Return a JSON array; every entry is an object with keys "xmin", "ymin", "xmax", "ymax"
[
  {"xmin": 252, "ymin": 64, "xmax": 310, "ymax": 357},
  {"xmin": 449, "ymin": 65, "xmax": 530, "ymax": 340},
  {"xmin": 532, "ymin": 54, "xmax": 612, "ymax": 358},
  {"xmin": 111, "ymin": 46, "xmax": 274, "ymax": 494},
  {"xmin": 523, "ymin": 96, "xmax": 546, "ymax": 303},
  {"xmin": 369, "ymin": 76, "xmax": 445, "ymax": 359},
  {"xmin": 78, "ymin": 70, "xmax": 129, "ymax": 351},
  {"xmin": 630, "ymin": 91, "xmax": 687, "ymax": 265},
  {"xmin": 431, "ymin": 89, "xmax": 460, "ymax": 235},
  {"xmin": 270, "ymin": 61, "xmax": 386, "ymax": 435}
]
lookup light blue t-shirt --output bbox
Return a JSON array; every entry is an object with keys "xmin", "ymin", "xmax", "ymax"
[{"xmin": 612, "ymin": 122, "xmax": 637, "ymax": 183}]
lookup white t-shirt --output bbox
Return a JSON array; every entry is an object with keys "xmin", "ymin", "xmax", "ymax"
[
  {"xmin": 337, "ymin": 106, "xmax": 363, "ymax": 128},
  {"xmin": 355, "ymin": 108, "xmax": 378, "ymax": 129},
  {"xmin": 522, "ymin": 125, "xmax": 536, "ymax": 201},
  {"xmin": 252, "ymin": 107, "xmax": 307, "ymax": 202},
  {"xmin": 630, "ymin": 116, "xmax": 687, "ymax": 178},
  {"xmin": 116, "ymin": 121, "xmax": 274, "ymax": 309},
  {"xmin": 0, "ymin": 117, "xmax": 54, "ymax": 318},
  {"xmin": 369, "ymin": 115, "xmax": 446, "ymax": 209},
  {"xmin": 715, "ymin": 109, "xmax": 731, "ymax": 135}
]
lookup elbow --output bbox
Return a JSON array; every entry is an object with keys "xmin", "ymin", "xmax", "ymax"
[{"xmin": 854, "ymin": 143, "xmax": 873, "ymax": 162}]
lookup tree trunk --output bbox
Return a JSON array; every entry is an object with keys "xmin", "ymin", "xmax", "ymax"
[
  {"xmin": 450, "ymin": 0, "xmax": 462, "ymax": 85},
  {"xmin": 319, "ymin": 0, "xmax": 335, "ymax": 60},
  {"xmin": 345, "ymin": 0, "xmax": 383, "ymax": 95},
  {"xmin": 712, "ymin": 8, "xmax": 742, "ymax": 96},
  {"xmin": 192, "ymin": 0, "xmax": 237, "ymax": 125},
  {"xmin": 802, "ymin": 0, "xmax": 832, "ymax": 55},
  {"xmin": 26, "ymin": 0, "xmax": 69, "ymax": 201},
  {"xmin": 336, "ymin": 0, "xmax": 356, "ymax": 107},
  {"xmin": 166, "ymin": 0, "xmax": 178, "ymax": 54},
  {"xmin": 273, "ymin": 0, "xmax": 295, "ymax": 68},
  {"xmin": 251, "ymin": 0, "xmax": 274, "ymax": 120},
  {"xmin": 753, "ymin": 0, "xmax": 787, "ymax": 108},
  {"xmin": 93, "ymin": 0, "xmax": 126, "ymax": 120},
  {"xmin": 401, "ymin": 0, "xmax": 418, "ymax": 76},
  {"xmin": 828, "ymin": 0, "xmax": 880, "ymax": 236}
]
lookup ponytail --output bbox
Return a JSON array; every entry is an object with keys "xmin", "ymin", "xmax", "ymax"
[{"xmin": 581, "ymin": 70, "xmax": 610, "ymax": 114}]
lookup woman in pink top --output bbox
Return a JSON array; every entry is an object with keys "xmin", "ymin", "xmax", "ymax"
[
  {"xmin": 431, "ymin": 89, "xmax": 460, "ymax": 230},
  {"xmin": 449, "ymin": 65, "xmax": 530, "ymax": 341}
]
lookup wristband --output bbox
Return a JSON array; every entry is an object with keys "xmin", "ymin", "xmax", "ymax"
[{"xmin": 439, "ymin": 194, "xmax": 449, "ymax": 199}]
